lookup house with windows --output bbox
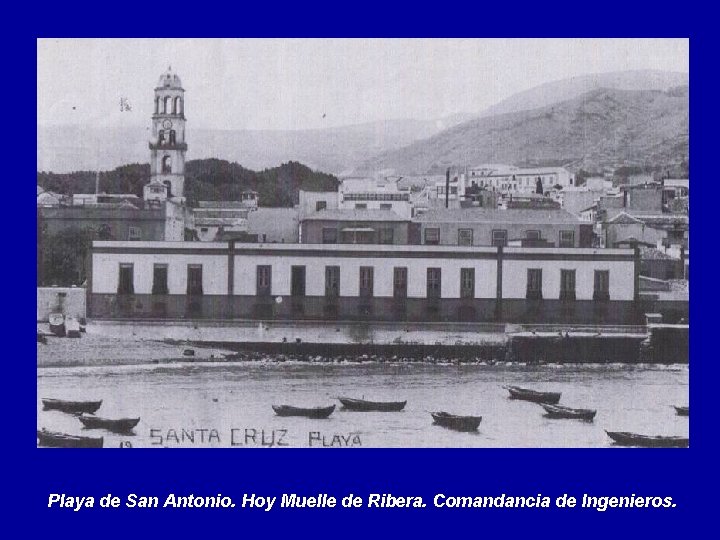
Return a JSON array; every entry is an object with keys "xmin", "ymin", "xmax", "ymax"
[
  {"xmin": 338, "ymin": 177, "xmax": 412, "ymax": 219},
  {"xmin": 89, "ymin": 241, "xmax": 641, "ymax": 325},
  {"xmin": 413, "ymin": 208, "xmax": 593, "ymax": 248},
  {"xmin": 300, "ymin": 208, "xmax": 410, "ymax": 245}
]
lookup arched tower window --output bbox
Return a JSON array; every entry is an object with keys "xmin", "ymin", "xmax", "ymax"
[
  {"xmin": 154, "ymin": 97, "xmax": 159, "ymax": 114},
  {"xmin": 162, "ymin": 156, "xmax": 172, "ymax": 174},
  {"xmin": 175, "ymin": 97, "xmax": 182, "ymax": 115},
  {"xmin": 158, "ymin": 130, "xmax": 165, "ymax": 145},
  {"xmin": 171, "ymin": 98, "xmax": 177, "ymax": 114},
  {"xmin": 169, "ymin": 130, "xmax": 176, "ymax": 145},
  {"xmin": 164, "ymin": 96, "xmax": 171, "ymax": 114}
]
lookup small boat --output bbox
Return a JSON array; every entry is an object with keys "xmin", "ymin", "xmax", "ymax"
[
  {"xmin": 42, "ymin": 398, "xmax": 102, "ymax": 415},
  {"xmin": 673, "ymin": 406, "xmax": 689, "ymax": 417},
  {"xmin": 37, "ymin": 429, "xmax": 103, "ymax": 448},
  {"xmin": 541, "ymin": 403, "xmax": 596, "ymax": 420},
  {"xmin": 338, "ymin": 397, "xmax": 407, "ymax": 412},
  {"xmin": 78, "ymin": 414, "xmax": 140, "ymax": 433},
  {"xmin": 605, "ymin": 430, "xmax": 689, "ymax": 448},
  {"xmin": 65, "ymin": 316, "xmax": 81, "ymax": 338},
  {"xmin": 49, "ymin": 313, "xmax": 65, "ymax": 337},
  {"xmin": 431, "ymin": 411, "xmax": 482, "ymax": 432},
  {"xmin": 272, "ymin": 404, "xmax": 335, "ymax": 418},
  {"xmin": 505, "ymin": 385, "xmax": 561, "ymax": 404}
]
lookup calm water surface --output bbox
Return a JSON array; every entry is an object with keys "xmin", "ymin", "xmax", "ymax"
[{"xmin": 37, "ymin": 361, "xmax": 689, "ymax": 448}]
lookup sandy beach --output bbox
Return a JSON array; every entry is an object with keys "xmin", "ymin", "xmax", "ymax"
[{"xmin": 37, "ymin": 324, "xmax": 235, "ymax": 367}]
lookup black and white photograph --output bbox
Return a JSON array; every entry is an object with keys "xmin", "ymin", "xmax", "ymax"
[{"xmin": 36, "ymin": 38, "xmax": 689, "ymax": 448}]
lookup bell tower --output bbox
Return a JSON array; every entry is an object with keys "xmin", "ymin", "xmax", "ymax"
[{"xmin": 146, "ymin": 66, "xmax": 187, "ymax": 202}]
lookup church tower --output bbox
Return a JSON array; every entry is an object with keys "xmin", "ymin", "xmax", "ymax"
[{"xmin": 145, "ymin": 66, "xmax": 187, "ymax": 202}]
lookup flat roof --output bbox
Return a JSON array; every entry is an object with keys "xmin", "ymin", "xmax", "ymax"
[{"xmin": 415, "ymin": 207, "xmax": 582, "ymax": 225}]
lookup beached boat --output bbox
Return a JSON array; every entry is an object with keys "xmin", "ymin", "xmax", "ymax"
[
  {"xmin": 272, "ymin": 404, "xmax": 335, "ymax": 418},
  {"xmin": 605, "ymin": 430, "xmax": 689, "ymax": 448},
  {"xmin": 505, "ymin": 385, "xmax": 561, "ymax": 404},
  {"xmin": 673, "ymin": 406, "xmax": 689, "ymax": 417},
  {"xmin": 541, "ymin": 403, "xmax": 596, "ymax": 420},
  {"xmin": 49, "ymin": 313, "xmax": 65, "ymax": 337},
  {"xmin": 65, "ymin": 316, "xmax": 81, "ymax": 338},
  {"xmin": 78, "ymin": 414, "xmax": 140, "ymax": 433},
  {"xmin": 338, "ymin": 397, "xmax": 407, "ymax": 412},
  {"xmin": 42, "ymin": 398, "xmax": 102, "ymax": 415},
  {"xmin": 37, "ymin": 429, "xmax": 103, "ymax": 448},
  {"xmin": 431, "ymin": 411, "xmax": 482, "ymax": 432}
]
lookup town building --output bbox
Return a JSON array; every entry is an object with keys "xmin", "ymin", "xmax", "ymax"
[
  {"xmin": 413, "ymin": 208, "xmax": 592, "ymax": 248},
  {"xmin": 246, "ymin": 208, "xmax": 300, "ymax": 243},
  {"xmin": 192, "ymin": 201, "xmax": 251, "ymax": 242},
  {"xmin": 300, "ymin": 209, "xmax": 409, "ymax": 245},
  {"xmin": 465, "ymin": 165, "xmax": 574, "ymax": 193},
  {"xmin": 298, "ymin": 190, "xmax": 339, "ymax": 215},
  {"xmin": 88, "ymin": 241, "xmax": 640, "ymax": 325},
  {"xmin": 338, "ymin": 177, "xmax": 413, "ymax": 219}
]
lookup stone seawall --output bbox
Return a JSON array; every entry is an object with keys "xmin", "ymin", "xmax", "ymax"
[{"xmin": 83, "ymin": 319, "xmax": 687, "ymax": 364}]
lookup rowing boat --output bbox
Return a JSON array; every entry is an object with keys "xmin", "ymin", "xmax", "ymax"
[
  {"xmin": 541, "ymin": 403, "xmax": 596, "ymax": 420},
  {"xmin": 605, "ymin": 430, "xmax": 688, "ymax": 448},
  {"xmin": 431, "ymin": 411, "xmax": 482, "ymax": 432},
  {"xmin": 338, "ymin": 397, "xmax": 406, "ymax": 412},
  {"xmin": 42, "ymin": 398, "xmax": 102, "ymax": 414},
  {"xmin": 78, "ymin": 414, "xmax": 140, "ymax": 433},
  {"xmin": 272, "ymin": 404, "xmax": 335, "ymax": 418},
  {"xmin": 37, "ymin": 429, "xmax": 103, "ymax": 448},
  {"xmin": 505, "ymin": 385, "xmax": 561, "ymax": 404}
]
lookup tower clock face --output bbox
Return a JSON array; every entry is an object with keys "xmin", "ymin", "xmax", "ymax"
[{"xmin": 162, "ymin": 120, "xmax": 173, "ymax": 129}]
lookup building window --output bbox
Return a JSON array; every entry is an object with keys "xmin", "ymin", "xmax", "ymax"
[
  {"xmin": 316, "ymin": 201, "xmax": 327, "ymax": 212},
  {"xmin": 291, "ymin": 266, "xmax": 306, "ymax": 297},
  {"xmin": 128, "ymin": 226, "xmax": 142, "ymax": 241},
  {"xmin": 355, "ymin": 203, "xmax": 367, "ymax": 209},
  {"xmin": 460, "ymin": 268, "xmax": 475, "ymax": 298},
  {"xmin": 162, "ymin": 155, "xmax": 172, "ymax": 174},
  {"xmin": 560, "ymin": 269, "xmax": 576, "ymax": 301},
  {"xmin": 169, "ymin": 130, "xmax": 176, "ymax": 145},
  {"xmin": 158, "ymin": 130, "xmax": 165, "ymax": 145},
  {"xmin": 526, "ymin": 268, "xmax": 542, "ymax": 300},
  {"xmin": 359, "ymin": 266, "xmax": 374, "ymax": 298},
  {"xmin": 380, "ymin": 203, "xmax": 392, "ymax": 210},
  {"xmin": 325, "ymin": 266, "xmax": 340, "ymax": 298},
  {"xmin": 379, "ymin": 228, "xmax": 394, "ymax": 244},
  {"xmin": 427, "ymin": 268, "xmax": 441, "ymax": 299},
  {"xmin": 256, "ymin": 265, "xmax": 272, "ymax": 296},
  {"xmin": 187, "ymin": 265, "xmax": 203, "ymax": 296},
  {"xmin": 594, "ymin": 270, "xmax": 610, "ymax": 301},
  {"xmin": 424, "ymin": 227, "xmax": 440, "ymax": 245},
  {"xmin": 152, "ymin": 264, "xmax": 168, "ymax": 295},
  {"xmin": 525, "ymin": 230, "xmax": 541, "ymax": 240},
  {"xmin": 559, "ymin": 230, "xmax": 575, "ymax": 247},
  {"xmin": 393, "ymin": 267, "xmax": 407, "ymax": 299},
  {"xmin": 458, "ymin": 228, "xmax": 473, "ymax": 246},
  {"xmin": 118, "ymin": 264, "xmax": 134, "ymax": 295},
  {"xmin": 492, "ymin": 229, "xmax": 508, "ymax": 247},
  {"xmin": 322, "ymin": 227, "xmax": 338, "ymax": 244}
]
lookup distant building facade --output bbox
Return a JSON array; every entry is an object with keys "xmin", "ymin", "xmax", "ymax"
[{"xmin": 300, "ymin": 209, "xmax": 409, "ymax": 245}]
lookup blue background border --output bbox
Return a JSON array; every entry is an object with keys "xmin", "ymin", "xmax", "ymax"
[{"xmin": 12, "ymin": 3, "xmax": 712, "ymax": 536}]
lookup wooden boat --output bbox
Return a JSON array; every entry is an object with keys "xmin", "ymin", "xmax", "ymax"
[
  {"xmin": 49, "ymin": 313, "xmax": 65, "ymax": 337},
  {"xmin": 78, "ymin": 414, "xmax": 140, "ymax": 433},
  {"xmin": 37, "ymin": 429, "xmax": 103, "ymax": 448},
  {"xmin": 65, "ymin": 316, "xmax": 81, "ymax": 338},
  {"xmin": 505, "ymin": 385, "xmax": 561, "ymax": 404},
  {"xmin": 338, "ymin": 397, "xmax": 407, "ymax": 412},
  {"xmin": 605, "ymin": 430, "xmax": 689, "ymax": 448},
  {"xmin": 673, "ymin": 406, "xmax": 689, "ymax": 417},
  {"xmin": 272, "ymin": 404, "xmax": 335, "ymax": 418},
  {"xmin": 42, "ymin": 398, "xmax": 102, "ymax": 414},
  {"xmin": 431, "ymin": 411, "xmax": 482, "ymax": 432},
  {"xmin": 541, "ymin": 403, "xmax": 596, "ymax": 420}
]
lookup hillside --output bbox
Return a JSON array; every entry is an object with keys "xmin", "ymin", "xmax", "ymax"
[
  {"xmin": 37, "ymin": 159, "xmax": 339, "ymax": 208},
  {"xmin": 482, "ymin": 70, "xmax": 688, "ymax": 117},
  {"xmin": 36, "ymin": 115, "xmax": 474, "ymax": 175},
  {"xmin": 356, "ymin": 86, "xmax": 689, "ymax": 175}
]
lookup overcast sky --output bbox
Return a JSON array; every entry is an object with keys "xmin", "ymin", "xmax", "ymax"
[{"xmin": 37, "ymin": 38, "xmax": 688, "ymax": 131}]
